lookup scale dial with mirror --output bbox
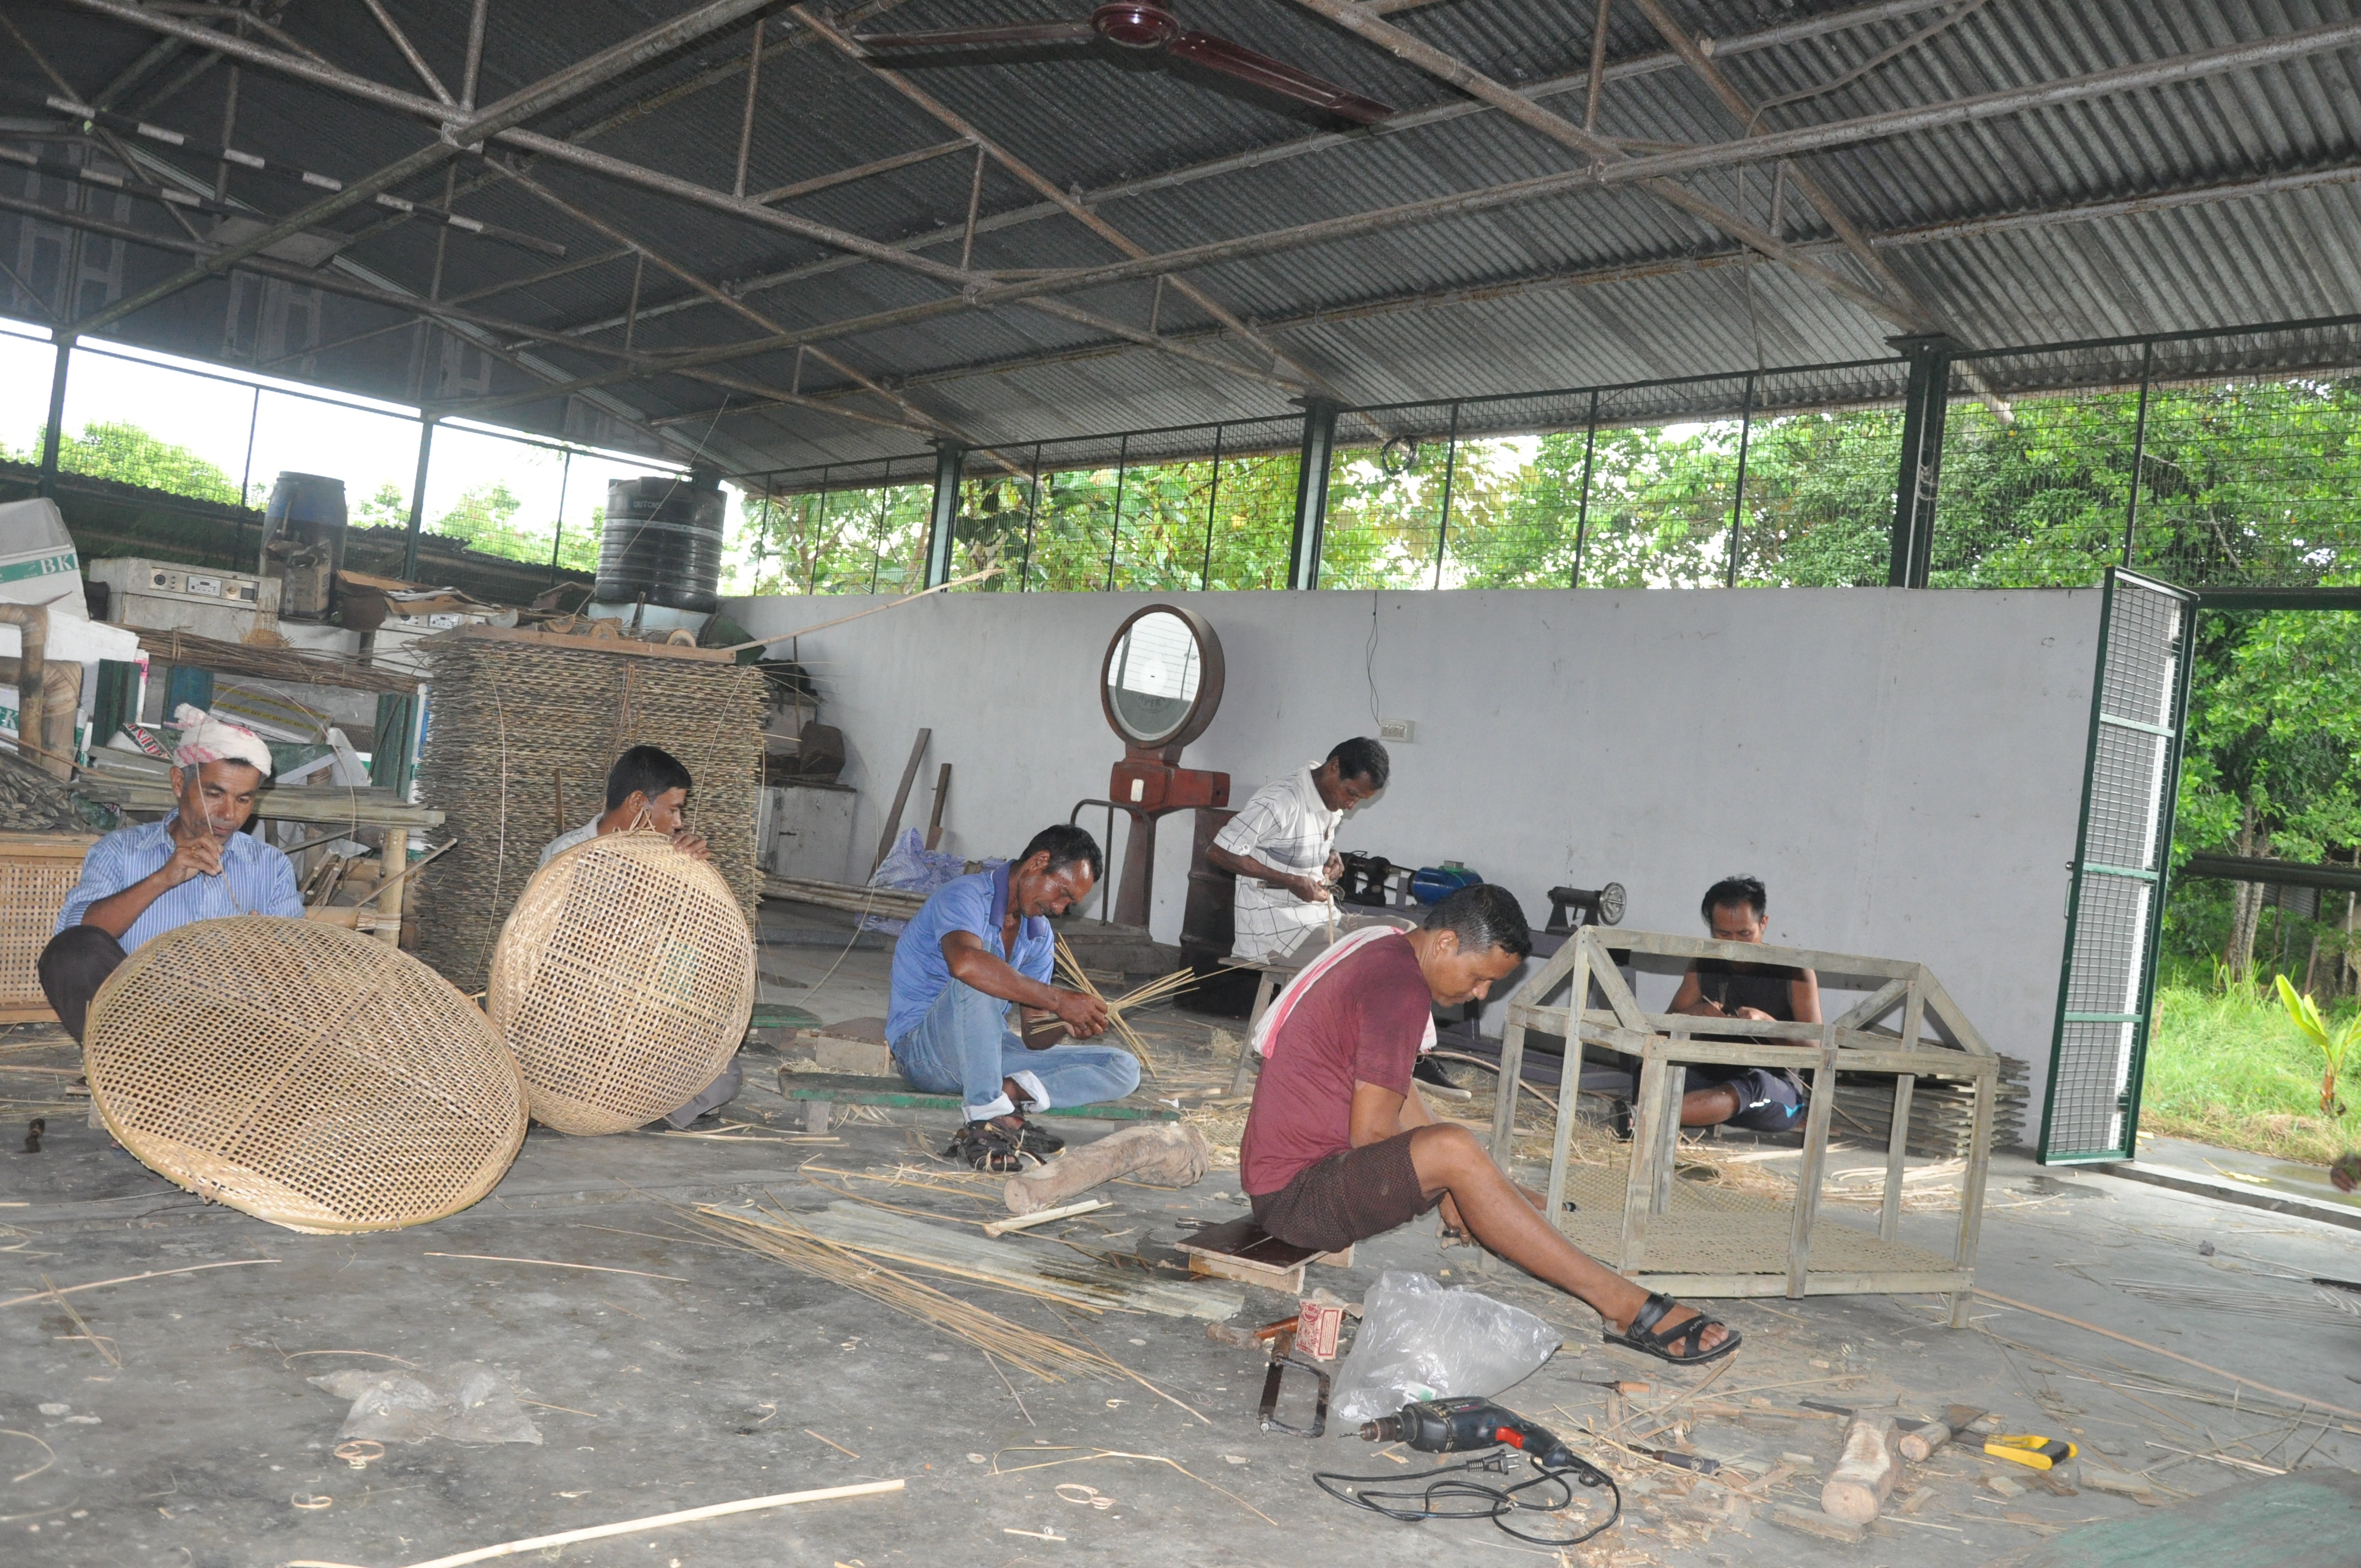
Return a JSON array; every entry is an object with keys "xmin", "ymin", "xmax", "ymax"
[{"xmin": 1094, "ymin": 605, "xmax": 1229, "ymax": 928}]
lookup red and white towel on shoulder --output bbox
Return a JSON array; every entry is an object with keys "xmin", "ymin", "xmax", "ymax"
[{"xmin": 1250, "ymin": 925, "xmax": 1437, "ymax": 1060}]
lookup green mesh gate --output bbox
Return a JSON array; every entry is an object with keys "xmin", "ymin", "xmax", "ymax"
[{"xmin": 2039, "ymin": 568, "xmax": 2197, "ymax": 1164}]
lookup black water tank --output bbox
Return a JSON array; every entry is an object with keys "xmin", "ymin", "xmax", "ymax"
[{"xmin": 596, "ymin": 474, "xmax": 725, "ymax": 611}]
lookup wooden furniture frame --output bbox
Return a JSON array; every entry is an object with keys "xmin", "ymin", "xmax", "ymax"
[{"xmin": 1496, "ymin": 927, "xmax": 1997, "ymax": 1326}]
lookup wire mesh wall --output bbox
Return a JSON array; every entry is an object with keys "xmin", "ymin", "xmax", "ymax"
[{"xmin": 1939, "ymin": 321, "xmax": 2361, "ymax": 590}]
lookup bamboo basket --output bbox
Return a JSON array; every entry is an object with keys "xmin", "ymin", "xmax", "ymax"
[
  {"xmin": 488, "ymin": 831, "xmax": 755, "ymax": 1135},
  {"xmin": 82, "ymin": 916, "xmax": 527, "ymax": 1233},
  {"xmin": 0, "ymin": 833, "xmax": 96, "ymax": 1022}
]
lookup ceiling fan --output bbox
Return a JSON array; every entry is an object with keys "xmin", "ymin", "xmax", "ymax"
[{"xmin": 853, "ymin": 3, "xmax": 1396, "ymax": 124}]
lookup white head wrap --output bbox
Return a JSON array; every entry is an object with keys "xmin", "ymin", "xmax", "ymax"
[{"xmin": 171, "ymin": 703, "xmax": 274, "ymax": 776}]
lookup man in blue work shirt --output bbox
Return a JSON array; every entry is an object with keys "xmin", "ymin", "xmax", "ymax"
[
  {"xmin": 39, "ymin": 703, "xmax": 302, "ymax": 1039},
  {"xmin": 888, "ymin": 823, "xmax": 1139, "ymax": 1170}
]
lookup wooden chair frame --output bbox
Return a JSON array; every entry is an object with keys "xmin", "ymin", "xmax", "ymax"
[{"xmin": 1494, "ymin": 927, "xmax": 1998, "ymax": 1326}]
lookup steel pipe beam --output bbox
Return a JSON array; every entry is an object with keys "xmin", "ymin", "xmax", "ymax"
[
  {"xmin": 788, "ymin": 2, "xmax": 1332, "ymax": 400},
  {"xmin": 67, "ymin": 0, "xmax": 785, "ymax": 336},
  {"xmin": 656, "ymin": 160, "xmax": 2361, "ymax": 417},
  {"xmin": 63, "ymin": 0, "xmax": 2361, "ymax": 421},
  {"xmin": 0, "ymin": 189, "xmax": 932, "ymax": 444},
  {"xmin": 1288, "ymin": 0, "xmax": 1916, "ymax": 329}
]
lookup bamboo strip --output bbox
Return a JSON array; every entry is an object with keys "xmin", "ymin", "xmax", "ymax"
[{"xmin": 287, "ymin": 1479, "xmax": 904, "ymax": 1568}]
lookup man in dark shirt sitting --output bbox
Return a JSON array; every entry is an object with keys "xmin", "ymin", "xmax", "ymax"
[
  {"xmin": 1664, "ymin": 875, "xmax": 1822, "ymax": 1131},
  {"xmin": 1238, "ymin": 884, "xmax": 1738, "ymax": 1366}
]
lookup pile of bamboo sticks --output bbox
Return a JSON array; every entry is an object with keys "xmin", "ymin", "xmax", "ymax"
[{"xmin": 682, "ymin": 1200, "xmax": 1114, "ymax": 1384}]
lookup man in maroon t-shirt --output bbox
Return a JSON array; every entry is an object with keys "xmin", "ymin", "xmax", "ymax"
[{"xmin": 1241, "ymin": 885, "xmax": 1738, "ymax": 1366}]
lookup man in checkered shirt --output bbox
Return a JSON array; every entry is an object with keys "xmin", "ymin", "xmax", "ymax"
[{"xmin": 1208, "ymin": 737, "xmax": 1389, "ymax": 962}]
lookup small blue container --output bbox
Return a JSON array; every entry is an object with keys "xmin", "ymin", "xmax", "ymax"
[{"xmin": 1410, "ymin": 862, "xmax": 1483, "ymax": 905}]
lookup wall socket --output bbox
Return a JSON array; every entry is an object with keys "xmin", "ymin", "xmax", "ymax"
[{"xmin": 1377, "ymin": 717, "xmax": 1416, "ymax": 744}]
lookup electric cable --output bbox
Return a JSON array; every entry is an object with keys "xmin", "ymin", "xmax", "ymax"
[{"xmin": 1312, "ymin": 1446, "xmax": 1621, "ymax": 1548}]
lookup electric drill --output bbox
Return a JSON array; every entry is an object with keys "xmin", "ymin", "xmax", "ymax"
[{"xmin": 1360, "ymin": 1396, "xmax": 1577, "ymax": 1470}]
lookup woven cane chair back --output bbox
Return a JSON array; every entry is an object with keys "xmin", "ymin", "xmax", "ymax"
[
  {"xmin": 489, "ymin": 832, "xmax": 755, "ymax": 1135},
  {"xmin": 83, "ymin": 916, "xmax": 527, "ymax": 1233}
]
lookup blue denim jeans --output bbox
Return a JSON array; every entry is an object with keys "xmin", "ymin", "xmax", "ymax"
[{"xmin": 891, "ymin": 978, "xmax": 1141, "ymax": 1121}]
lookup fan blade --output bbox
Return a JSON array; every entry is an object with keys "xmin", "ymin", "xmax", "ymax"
[
  {"xmin": 1167, "ymin": 30, "xmax": 1394, "ymax": 123},
  {"xmin": 855, "ymin": 21, "xmax": 1097, "ymax": 50}
]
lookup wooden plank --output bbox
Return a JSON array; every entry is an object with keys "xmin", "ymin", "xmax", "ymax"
[
  {"xmin": 774, "ymin": 1068, "xmax": 1178, "ymax": 1121},
  {"xmin": 1621, "ymin": 1044, "xmax": 1671, "ymax": 1272},
  {"xmin": 873, "ymin": 728, "xmax": 931, "ymax": 873},
  {"xmin": 437, "ymin": 622, "xmax": 735, "ymax": 661},
  {"xmin": 1585, "ymin": 931, "xmax": 1652, "ymax": 1032},
  {"xmin": 93, "ymin": 783, "xmax": 444, "ymax": 828},
  {"xmin": 1174, "ymin": 1215, "xmax": 1351, "ymax": 1297},
  {"xmin": 1603, "ymin": 929, "xmax": 1917, "ymax": 981},
  {"xmin": 1225, "ymin": 969, "xmax": 1278, "ymax": 1097},
  {"xmin": 1542, "ymin": 933, "xmax": 1592, "ymax": 1233},
  {"xmin": 1785, "ymin": 1025, "xmax": 1840, "ymax": 1299},
  {"xmin": 1489, "ymin": 1021, "xmax": 1527, "ymax": 1167},
  {"xmin": 1902, "ymin": 965, "xmax": 1928, "ymax": 1050},
  {"xmin": 923, "ymin": 763, "xmax": 951, "ymax": 852},
  {"xmin": 1880, "ymin": 1072, "xmax": 1914, "ymax": 1243},
  {"xmin": 1917, "ymin": 968, "xmax": 1997, "ymax": 1058},
  {"xmin": 1832, "ymin": 976, "xmax": 1910, "ymax": 1032},
  {"xmin": 1949, "ymin": 1068, "xmax": 1997, "ymax": 1328}
]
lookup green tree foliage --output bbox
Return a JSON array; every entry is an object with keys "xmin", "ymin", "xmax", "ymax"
[{"xmin": 24, "ymin": 421, "xmax": 246, "ymax": 505}]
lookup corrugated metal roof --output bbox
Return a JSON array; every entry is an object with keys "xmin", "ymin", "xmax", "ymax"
[{"xmin": 9, "ymin": 0, "xmax": 2361, "ymax": 479}]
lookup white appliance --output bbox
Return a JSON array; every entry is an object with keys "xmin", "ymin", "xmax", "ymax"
[{"xmin": 90, "ymin": 557, "xmax": 281, "ymax": 644}]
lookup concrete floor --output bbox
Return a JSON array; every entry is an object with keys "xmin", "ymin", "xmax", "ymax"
[{"xmin": 6, "ymin": 923, "xmax": 2359, "ymax": 1567}]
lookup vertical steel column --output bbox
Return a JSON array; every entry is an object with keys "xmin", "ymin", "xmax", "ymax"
[
  {"xmin": 1726, "ymin": 371, "xmax": 1755, "ymax": 587},
  {"xmin": 869, "ymin": 458, "xmax": 893, "ymax": 594},
  {"xmin": 1570, "ymin": 387, "xmax": 1600, "ymax": 588},
  {"xmin": 37, "ymin": 334, "xmax": 71, "ymax": 499},
  {"xmin": 1200, "ymin": 423, "xmax": 1224, "ymax": 590},
  {"xmin": 809, "ymin": 466, "xmax": 830, "ymax": 594},
  {"xmin": 401, "ymin": 416, "xmax": 436, "ymax": 579},
  {"xmin": 547, "ymin": 448, "xmax": 573, "ymax": 584},
  {"xmin": 1886, "ymin": 335, "xmax": 1955, "ymax": 588},
  {"xmin": 923, "ymin": 441, "xmax": 962, "ymax": 587},
  {"xmin": 1433, "ymin": 401, "xmax": 1461, "ymax": 590},
  {"xmin": 1020, "ymin": 444, "xmax": 1042, "ymax": 592},
  {"xmin": 1288, "ymin": 398, "xmax": 1340, "ymax": 590},
  {"xmin": 2120, "ymin": 338, "xmax": 2157, "ymax": 569},
  {"xmin": 1103, "ymin": 433, "xmax": 1129, "ymax": 591}
]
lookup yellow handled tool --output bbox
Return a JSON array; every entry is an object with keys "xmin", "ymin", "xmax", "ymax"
[{"xmin": 1984, "ymin": 1434, "xmax": 2076, "ymax": 1470}]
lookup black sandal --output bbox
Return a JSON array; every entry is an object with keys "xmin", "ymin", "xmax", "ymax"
[
  {"xmin": 1002, "ymin": 1115, "xmax": 1064, "ymax": 1158},
  {"xmin": 1603, "ymin": 1291, "xmax": 1740, "ymax": 1365},
  {"xmin": 945, "ymin": 1120, "xmax": 1028, "ymax": 1172}
]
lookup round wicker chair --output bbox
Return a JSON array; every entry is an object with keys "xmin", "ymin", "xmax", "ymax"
[
  {"xmin": 83, "ymin": 916, "xmax": 527, "ymax": 1233},
  {"xmin": 488, "ymin": 831, "xmax": 755, "ymax": 1134}
]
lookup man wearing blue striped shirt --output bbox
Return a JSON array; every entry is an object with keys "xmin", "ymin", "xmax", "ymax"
[{"xmin": 40, "ymin": 704, "xmax": 301, "ymax": 1039}]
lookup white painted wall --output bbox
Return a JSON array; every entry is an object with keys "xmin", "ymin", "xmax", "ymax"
[{"xmin": 725, "ymin": 586, "xmax": 2102, "ymax": 1121}]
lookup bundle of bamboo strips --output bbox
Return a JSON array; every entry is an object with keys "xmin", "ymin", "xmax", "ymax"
[
  {"xmin": 682, "ymin": 1200, "xmax": 1112, "ymax": 1384},
  {"xmin": 761, "ymin": 876, "xmax": 929, "ymax": 921},
  {"xmin": 1053, "ymin": 939, "xmax": 1209, "ymax": 1082}
]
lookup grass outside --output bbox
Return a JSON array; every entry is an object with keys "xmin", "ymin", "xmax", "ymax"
[{"xmin": 2141, "ymin": 982, "xmax": 2358, "ymax": 1165}]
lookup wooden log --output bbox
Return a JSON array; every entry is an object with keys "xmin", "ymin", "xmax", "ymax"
[{"xmin": 1820, "ymin": 1414, "xmax": 1898, "ymax": 1524}]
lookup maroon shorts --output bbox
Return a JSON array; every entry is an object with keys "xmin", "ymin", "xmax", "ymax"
[{"xmin": 1248, "ymin": 1131, "xmax": 1439, "ymax": 1255}]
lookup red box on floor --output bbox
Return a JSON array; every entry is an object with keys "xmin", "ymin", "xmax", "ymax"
[{"xmin": 1296, "ymin": 1297, "xmax": 1344, "ymax": 1359}]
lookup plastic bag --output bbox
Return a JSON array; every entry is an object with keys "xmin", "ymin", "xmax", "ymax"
[
  {"xmin": 1328, "ymin": 1271, "xmax": 1563, "ymax": 1425},
  {"xmin": 862, "ymin": 828, "xmax": 1001, "ymax": 934},
  {"xmin": 308, "ymin": 1364, "xmax": 542, "ymax": 1445}
]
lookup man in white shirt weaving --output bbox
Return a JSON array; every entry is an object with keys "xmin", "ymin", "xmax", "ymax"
[{"xmin": 1207, "ymin": 737, "xmax": 1389, "ymax": 963}]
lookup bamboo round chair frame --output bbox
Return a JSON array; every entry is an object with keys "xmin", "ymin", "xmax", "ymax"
[
  {"xmin": 83, "ymin": 915, "xmax": 527, "ymax": 1234},
  {"xmin": 488, "ymin": 831, "xmax": 754, "ymax": 1135}
]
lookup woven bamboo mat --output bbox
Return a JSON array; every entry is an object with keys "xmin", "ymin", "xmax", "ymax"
[{"xmin": 411, "ymin": 637, "xmax": 764, "ymax": 993}]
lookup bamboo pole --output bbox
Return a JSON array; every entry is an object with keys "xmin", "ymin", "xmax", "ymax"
[{"xmin": 288, "ymin": 1479, "xmax": 904, "ymax": 1568}]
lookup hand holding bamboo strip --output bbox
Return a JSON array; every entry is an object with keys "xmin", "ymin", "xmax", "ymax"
[{"xmin": 1053, "ymin": 938, "xmax": 1205, "ymax": 1082}]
